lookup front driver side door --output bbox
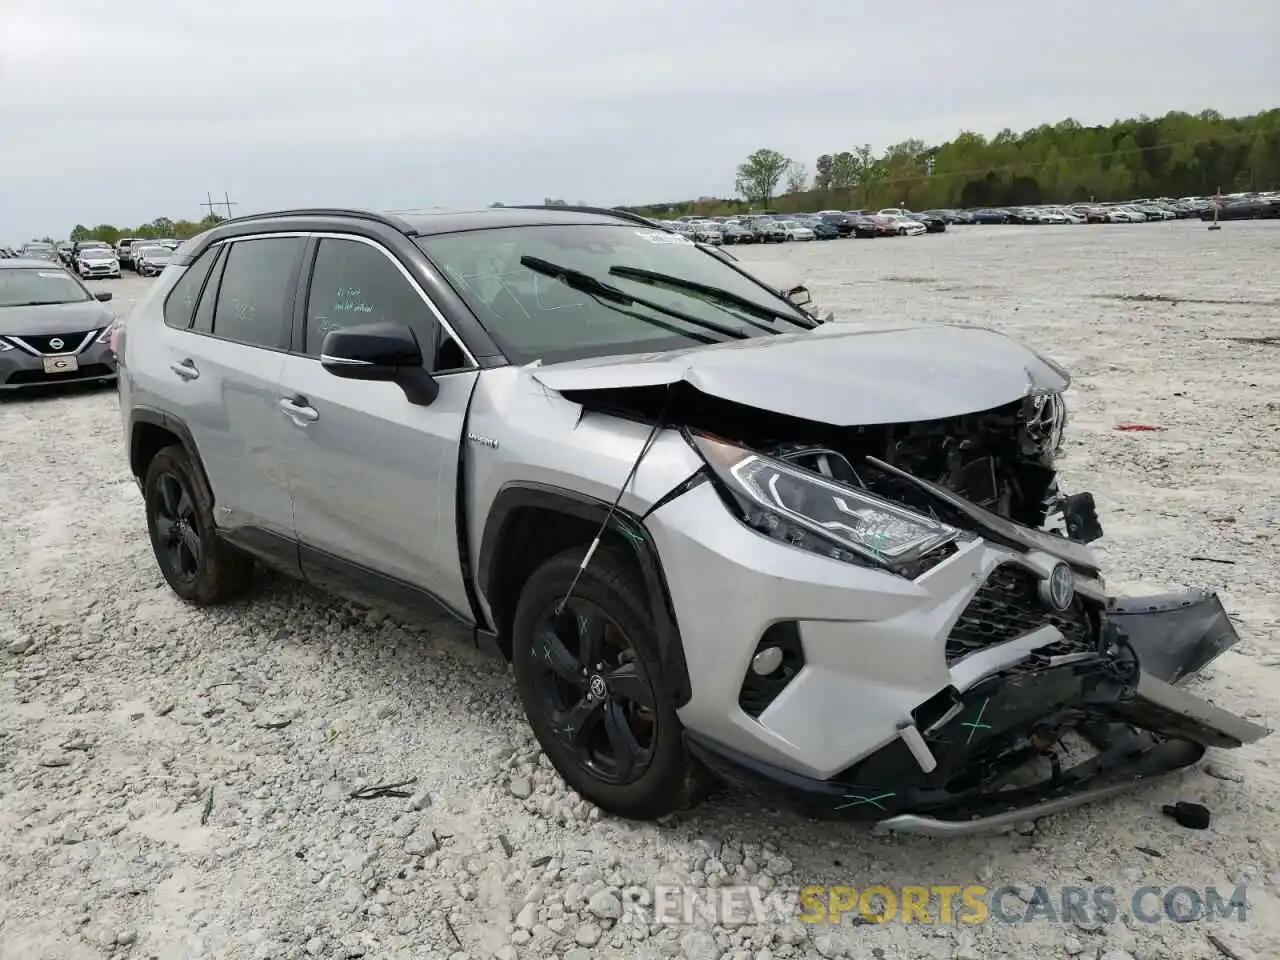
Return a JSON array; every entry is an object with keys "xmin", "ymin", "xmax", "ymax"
[{"xmin": 275, "ymin": 235, "xmax": 479, "ymax": 621}]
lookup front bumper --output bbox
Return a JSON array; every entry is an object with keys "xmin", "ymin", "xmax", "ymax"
[
  {"xmin": 647, "ymin": 482, "xmax": 1267, "ymax": 834},
  {"xmin": 0, "ymin": 339, "xmax": 117, "ymax": 390},
  {"xmin": 78, "ymin": 263, "xmax": 120, "ymax": 278}
]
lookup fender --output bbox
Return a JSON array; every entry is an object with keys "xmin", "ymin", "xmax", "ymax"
[{"xmin": 478, "ymin": 481, "xmax": 693, "ymax": 707}]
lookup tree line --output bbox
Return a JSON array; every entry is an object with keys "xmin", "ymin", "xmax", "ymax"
[
  {"xmin": 628, "ymin": 107, "xmax": 1280, "ymax": 218},
  {"xmin": 43, "ymin": 213, "xmax": 230, "ymax": 246}
]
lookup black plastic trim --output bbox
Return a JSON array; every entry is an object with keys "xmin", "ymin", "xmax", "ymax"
[
  {"xmin": 298, "ymin": 544, "xmax": 475, "ymax": 629},
  {"xmin": 477, "ymin": 481, "xmax": 692, "ymax": 705},
  {"xmin": 128, "ymin": 406, "xmax": 213, "ymax": 499},
  {"xmin": 217, "ymin": 525, "xmax": 304, "ymax": 578}
]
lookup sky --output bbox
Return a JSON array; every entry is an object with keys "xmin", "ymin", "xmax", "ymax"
[{"xmin": 2, "ymin": 0, "xmax": 1277, "ymax": 241}]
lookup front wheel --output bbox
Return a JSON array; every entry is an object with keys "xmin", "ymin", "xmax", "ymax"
[{"xmin": 511, "ymin": 546, "xmax": 701, "ymax": 820}]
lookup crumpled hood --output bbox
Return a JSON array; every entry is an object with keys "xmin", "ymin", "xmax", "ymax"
[
  {"xmin": 0, "ymin": 301, "xmax": 115, "ymax": 336},
  {"xmin": 530, "ymin": 322, "xmax": 1070, "ymax": 426}
]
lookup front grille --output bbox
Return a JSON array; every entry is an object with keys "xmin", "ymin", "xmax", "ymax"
[
  {"xmin": 945, "ymin": 564, "xmax": 1093, "ymax": 664},
  {"xmin": 18, "ymin": 331, "xmax": 95, "ymax": 355}
]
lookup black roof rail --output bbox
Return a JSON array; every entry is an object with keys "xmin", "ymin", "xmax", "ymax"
[
  {"xmin": 508, "ymin": 204, "xmax": 667, "ymax": 230},
  {"xmin": 215, "ymin": 208, "xmax": 414, "ymax": 232}
]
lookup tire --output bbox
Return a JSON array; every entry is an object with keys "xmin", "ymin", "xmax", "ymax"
[
  {"xmin": 143, "ymin": 444, "xmax": 254, "ymax": 605},
  {"xmin": 511, "ymin": 545, "xmax": 702, "ymax": 820}
]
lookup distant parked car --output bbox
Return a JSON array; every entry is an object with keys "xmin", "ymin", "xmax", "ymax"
[
  {"xmin": 115, "ymin": 237, "xmax": 145, "ymax": 269},
  {"xmin": 780, "ymin": 220, "xmax": 815, "ymax": 241},
  {"xmin": 818, "ymin": 213, "xmax": 855, "ymax": 237},
  {"xmin": 75, "ymin": 245, "xmax": 122, "ymax": 279},
  {"xmin": 19, "ymin": 242, "xmax": 60, "ymax": 263},
  {"xmin": 912, "ymin": 212, "xmax": 948, "ymax": 233},
  {"xmin": 0, "ymin": 259, "xmax": 118, "ymax": 390},
  {"xmin": 970, "ymin": 209, "xmax": 1010, "ymax": 224},
  {"xmin": 133, "ymin": 244, "xmax": 174, "ymax": 277},
  {"xmin": 721, "ymin": 222, "xmax": 754, "ymax": 244},
  {"xmin": 750, "ymin": 219, "xmax": 786, "ymax": 243},
  {"xmin": 883, "ymin": 215, "xmax": 927, "ymax": 236},
  {"xmin": 805, "ymin": 219, "xmax": 841, "ymax": 240}
]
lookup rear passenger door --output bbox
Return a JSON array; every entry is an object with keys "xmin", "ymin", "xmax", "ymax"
[
  {"xmin": 275, "ymin": 234, "xmax": 479, "ymax": 621},
  {"xmin": 165, "ymin": 235, "xmax": 305, "ymax": 551}
]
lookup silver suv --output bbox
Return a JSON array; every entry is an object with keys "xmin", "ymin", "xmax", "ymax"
[{"xmin": 117, "ymin": 207, "xmax": 1266, "ymax": 831}]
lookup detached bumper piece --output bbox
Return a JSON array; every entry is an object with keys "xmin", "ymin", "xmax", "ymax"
[{"xmin": 688, "ymin": 590, "xmax": 1267, "ymax": 836}]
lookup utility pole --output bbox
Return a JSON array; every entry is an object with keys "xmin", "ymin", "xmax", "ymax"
[{"xmin": 200, "ymin": 192, "xmax": 239, "ymax": 221}]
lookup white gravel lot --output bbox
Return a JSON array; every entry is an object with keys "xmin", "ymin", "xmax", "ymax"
[{"xmin": 2, "ymin": 221, "xmax": 1279, "ymax": 960}]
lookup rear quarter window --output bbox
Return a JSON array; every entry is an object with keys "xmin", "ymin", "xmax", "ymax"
[{"xmin": 162, "ymin": 247, "xmax": 220, "ymax": 329}]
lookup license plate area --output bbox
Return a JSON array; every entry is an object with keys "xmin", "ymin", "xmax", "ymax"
[{"xmin": 43, "ymin": 355, "xmax": 79, "ymax": 374}]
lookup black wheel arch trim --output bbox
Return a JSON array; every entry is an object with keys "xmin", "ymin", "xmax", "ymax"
[
  {"xmin": 478, "ymin": 481, "xmax": 692, "ymax": 707},
  {"xmin": 129, "ymin": 406, "xmax": 214, "ymax": 499}
]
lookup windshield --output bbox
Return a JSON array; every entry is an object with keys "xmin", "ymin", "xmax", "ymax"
[
  {"xmin": 0, "ymin": 268, "xmax": 90, "ymax": 307},
  {"xmin": 80, "ymin": 246, "xmax": 112, "ymax": 256},
  {"xmin": 417, "ymin": 223, "xmax": 811, "ymax": 363},
  {"xmin": 137, "ymin": 246, "xmax": 167, "ymax": 257}
]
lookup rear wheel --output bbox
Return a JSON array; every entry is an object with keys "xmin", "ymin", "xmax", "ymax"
[
  {"xmin": 511, "ymin": 546, "xmax": 701, "ymax": 820},
  {"xmin": 143, "ymin": 445, "xmax": 254, "ymax": 605}
]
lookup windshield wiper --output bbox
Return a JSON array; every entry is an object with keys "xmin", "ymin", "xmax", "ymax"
[
  {"xmin": 519, "ymin": 256, "xmax": 751, "ymax": 341},
  {"xmin": 608, "ymin": 265, "xmax": 817, "ymax": 330}
]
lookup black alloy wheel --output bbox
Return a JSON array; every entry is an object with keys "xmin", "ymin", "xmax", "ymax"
[
  {"xmin": 151, "ymin": 470, "xmax": 202, "ymax": 583},
  {"xmin": 529, "ymin": 597, "xmax": 657, "ymax": 785},
  {"xmin": 143, "ymin": 444, "xmax": 254, "ymax": 605}
]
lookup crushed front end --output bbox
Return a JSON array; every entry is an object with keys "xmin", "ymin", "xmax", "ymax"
[{"xmin": 634, "ymin": 388, "xmax": 1269, "ymax": 834}]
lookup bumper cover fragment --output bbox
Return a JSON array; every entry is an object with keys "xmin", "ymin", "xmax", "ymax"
[{"xmin": 687, "ymin": 589, "xmax": 1267, "ymax": 836}]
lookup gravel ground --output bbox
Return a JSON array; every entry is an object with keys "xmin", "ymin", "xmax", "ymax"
[{"xmin": 2, "ymin": 221, "xmax": 1279, "ymax": 960}]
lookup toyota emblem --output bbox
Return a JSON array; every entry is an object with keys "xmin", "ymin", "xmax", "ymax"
[{"xmin": 49, "ymin": 337, "xmax": 64, "ymax": 350}]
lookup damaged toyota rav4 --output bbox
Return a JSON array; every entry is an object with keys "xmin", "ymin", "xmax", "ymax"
[{"xmin": 118, "ymin": 206, "xmax": 1267, "ymax": 834}]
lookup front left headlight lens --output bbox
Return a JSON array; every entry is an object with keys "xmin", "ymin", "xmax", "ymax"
[{"xmin": 690, "ymin": 432, "xmax": 960, "ymax": 570}]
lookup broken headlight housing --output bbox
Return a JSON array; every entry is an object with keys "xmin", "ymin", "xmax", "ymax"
[{"xmin": 690, "ymin": 432, "xmax": 960, "ymax": 570}]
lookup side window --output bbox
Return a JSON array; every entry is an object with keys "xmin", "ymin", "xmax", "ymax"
[
  {"xmin": 305, "ymin": 238, "xmax": 465, "ymax": 368},
  {"xmin": 162, "ymin": 247, "xmax": 219, "ymax": 329},
  {"xmin": 191, "ymin": 246, "xmax": 228, "ymax": 334},
  {"xmin": 210, "ymin": 237, "xmax": 304, "ymax": 349}
]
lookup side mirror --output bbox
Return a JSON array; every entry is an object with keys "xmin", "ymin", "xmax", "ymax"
[
  {"xmin": 320, "ymin": 322, "xmax": 438, "ymax": 405},
  {"xmin": 785, "ymin": 285, "xmax": 812, "ymax": 308},
  {"xmin": 94, "ymin": 291, "xmax": 113, "ymax": 302}
]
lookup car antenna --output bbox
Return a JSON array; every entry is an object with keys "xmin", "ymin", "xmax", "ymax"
[{"xmin": 555, "ymin": 386, "xmax": 673, "ymax": 616}]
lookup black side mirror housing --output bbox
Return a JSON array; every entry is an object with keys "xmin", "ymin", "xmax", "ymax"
[
  {"xmin": 320, "ymin": 323, "xmax": 438, "ymax": 405},
  {"xmin": 94, "ymin": 291, "xmax": 113, "ymax": 302}
]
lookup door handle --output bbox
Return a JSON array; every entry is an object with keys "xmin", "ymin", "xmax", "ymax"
[
  {"xmin": 169, "ymin": 359, "xmax": 199, "ymax": 381},
  {"xmin": 278, "ymin": 396, "xmax": 319, "ymax": 423}
]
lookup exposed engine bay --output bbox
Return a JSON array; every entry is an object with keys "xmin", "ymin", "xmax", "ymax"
[{"xmin": 568, "ymin": 381, "xmax": 1075, "ymax": 535}]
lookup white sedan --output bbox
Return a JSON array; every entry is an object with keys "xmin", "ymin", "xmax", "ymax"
[
  {"xmin": 780, "ymin": 220, "xmax": 815, "ymax": 241},
  {"xmin": 882, "ymin": 215, "xmax": 927, "ymax": 236}
]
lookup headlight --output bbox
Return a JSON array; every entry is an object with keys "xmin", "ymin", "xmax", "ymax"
[{"xmin": 689, "ymin": 432, "xmax": 960, "ymax": 570}]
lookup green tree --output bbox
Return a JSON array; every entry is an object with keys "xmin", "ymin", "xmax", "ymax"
[
  {"xmin": 735, "ymin": 148, "xmax": 790, "ymax": 206},
  {"xmin": 852, "ymin": 145, "xmax": 883, "ymax": 207},
  {"xmin": 828, "ymin": 152, "xmax": 859, "ymax": 205},
  {"xmin": 784, "ymin": 160, "xmax": 809, "ymax": 195},
  {"xmin": 813, "ymin": 154, "xmax": 834, "ymax": 191},
  {"xmin": 69, "ymin": 224, "xmax": 91, "ymax": 242}
]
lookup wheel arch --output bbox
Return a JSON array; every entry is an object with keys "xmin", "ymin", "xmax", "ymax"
[
  {"xmin": 129, "ymin": 407, "xmax": 213, "ymax": 499},
  {"xmin": 478, "ymin": 481, "xmax": 692, "ymax": 707}
]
